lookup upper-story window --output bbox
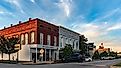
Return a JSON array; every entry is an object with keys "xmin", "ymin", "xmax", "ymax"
[
  {"xmin": 21, "ymin": 34, "xmax": 24, "ymax": 45},
  {"xmin": 47, "ymin": 35, "xmax": 50, "ymax": 45},
  {"xmin": 65, "ymin": 38, "xmax": 68, "ymax": 44},
  {"xmin": 40, "ymin": 33, "xmax": 43, "ymax": 45},
  {"xmin": 25, "ymin": 33, "xmax": 28, "ymax": 44},
  {"xmin": 76, "ymin": 41, "xmax": 78, "ymax": 49},
  {"xmin": 31, "ymin": 32, "xmax": 35, "ymax": 43},
  {"xmin": 60, "ymin": 37, "xmax": 63, "ymax": 47},
  {"xmin": 54, "ymin": 36, "xmax": 57, "ymax": 46},
  {"xmin": 73, "ymin": 41, "xmax": 75, "ymax": 49}
]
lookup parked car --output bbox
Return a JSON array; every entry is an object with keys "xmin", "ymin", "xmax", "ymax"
[
  {"xmin": 100, "ymin": 56, "xmax": 115, "ymax": 60},
  {"xmin": 85, "ymin": 56, "xmax": 92, "ymax": 62},
  {"xmin": 64, "ymin": 53, "xmax": 84, "ymax": 62}
]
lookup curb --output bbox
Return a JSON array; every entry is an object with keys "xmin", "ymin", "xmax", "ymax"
[
  {"xmin": 21, "ymin": 62, "xmax": 55, "ymax": 65},
  {"xmin": 110, "ymin": 66, "xmax": 121, "ymax": 68}
]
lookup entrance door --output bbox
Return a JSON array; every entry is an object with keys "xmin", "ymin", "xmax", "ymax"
[
  {"xmin": 46, "ymin": 49, "xmax": 49, "ymax": 61},
  {"xmin": 55, "ymin": 52, "xmax": 56, "ymax": 60},
  {"xmin": 32, "ymin": 53, "xmax": 36, "ymax": 61}
]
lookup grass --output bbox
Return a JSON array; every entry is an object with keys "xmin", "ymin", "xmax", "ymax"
[{"xmin": 114, "ymin": 62, "xmax": 121, "ymax": 66}]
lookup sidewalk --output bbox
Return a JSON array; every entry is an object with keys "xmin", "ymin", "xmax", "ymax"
[{"xmin": 21, "ymin": 61, "xmax": 54, "ymax": 65}]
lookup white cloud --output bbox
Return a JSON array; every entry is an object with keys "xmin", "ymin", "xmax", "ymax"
[
  {"xmin": 92, "ymin": 8, "xmax": 121, "ymax": 23},
  {"xmin": 30, "ymin": 0, "xmax": 35, "ymax": 3},
  {"xmin": 0, "ymin": 11, "xmax": 4, "ymax": 14},
  {"xmin": 56, "ymin": 0, "xmax": 72, "ymax": 17},
  {"xmin": 107, "ymin": 23, "xmax": 121, "ymax": 31},
  {"xmin": 5, "ymin": 0, "xmax": 24, "ymax": 13}
]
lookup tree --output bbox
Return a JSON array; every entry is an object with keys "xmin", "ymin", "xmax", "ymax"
[
  {"xmin": 79, "ymin": 35, "xmax": 88, "ymax": 54},
  {"xmin": 100, "ymin": 51, "xmax": 108, "ymax": 57},
  {"xmin": 0, "ymin": 36, "xmax": 19, "ymax": 61},
  {"xmin": 109, "ymin": 51, "xmax": 117, "ymax": 57},
  {"xmin": 59, "ymin": 44, "xmax": 73, "ymax": 60},
  {"xmin": 92, "ymin": 50, "xmax": 100, "ymax": 59}
]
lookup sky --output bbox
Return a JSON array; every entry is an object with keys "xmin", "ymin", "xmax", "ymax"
[{"xmin": 0, "ymin": 0, "xmax": 121, "ymax": 52}]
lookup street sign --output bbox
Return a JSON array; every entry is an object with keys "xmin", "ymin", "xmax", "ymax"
[{"xmin": 40, "ymin": 49, "xmax": 44, "ymax": 54}]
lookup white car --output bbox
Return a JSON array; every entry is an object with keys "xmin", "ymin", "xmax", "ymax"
[
  {"xmin": 85, "ymin": 57, "xmax": 92, "ymax": 62},
  {"xmin": 101, "ymin": 56, "xmax": 115, "ymax": 60}
]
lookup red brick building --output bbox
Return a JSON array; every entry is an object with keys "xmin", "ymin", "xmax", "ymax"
[{"xmin": 0, "ymin": 18, "xmax": 59, "ymax": 62}]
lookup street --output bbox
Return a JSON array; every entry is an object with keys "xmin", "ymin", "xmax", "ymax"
[{"xmin": 0, "ymin": 59, "xmax": 121, "ymax": 68}]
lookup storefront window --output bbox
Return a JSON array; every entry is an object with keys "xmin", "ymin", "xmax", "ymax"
[{"xmin": 40, "ymin": 33, "xmax": 43, "ymax": 45}]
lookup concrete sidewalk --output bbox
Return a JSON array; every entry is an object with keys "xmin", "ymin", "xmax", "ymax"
[{"xmin": 21, "ymin": 61, "xmax": 54, "ymax": 65}]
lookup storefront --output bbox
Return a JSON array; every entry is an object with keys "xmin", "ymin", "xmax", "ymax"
[{"xmin": 29, "ymin": 44, "xmax": 58, "ymax": 62}]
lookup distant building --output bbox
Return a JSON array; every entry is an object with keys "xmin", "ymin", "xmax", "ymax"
[{"xmin": 97, "ymin": 43, "xmax": 110, "ymax": 54}]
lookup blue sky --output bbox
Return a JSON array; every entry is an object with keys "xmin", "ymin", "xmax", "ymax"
[{"xmin": 0, "ymin": 0, "xmax": 121, "ymax": 52}]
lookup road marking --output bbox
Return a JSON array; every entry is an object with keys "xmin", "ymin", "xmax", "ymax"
[{"xmin": 95, "ymin": 65, "xmax": 106, "ymax": 67}]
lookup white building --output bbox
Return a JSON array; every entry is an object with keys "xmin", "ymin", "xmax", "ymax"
[{"xmin": 59, "ymin": 26, "xmax": 80, "ymax": 50}]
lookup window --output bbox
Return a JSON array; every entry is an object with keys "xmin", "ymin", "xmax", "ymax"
[
  {"xmin": 40, "ymin": 33, "xmax": 43, "ymax": 45},
  {"xmin": 73, "ymin": 41, "xmax": 75, "ymax": 49},
  {"xmin": 60, "ymin": 37, "xmax": 63, "ymax": 47},
  {"xmin": 47, "ymin": 35, "xmax": 50, "ymax": 45},
  {"xmin": 21, "ymin": 34, "xmax": 24, "ymax": 45},
  {"xmin": 65, "ymin": 38, "xmax": 68, "ymax": 44},
  {"xmin": 54, "ymin": 36, "xmax": 57, "ymax": 46},
  {"xmin": 31, "ymin": 32, "xmax": 35, "ymax": 43},
  {"xmin": 76, "ymin": 41, "xmax": 78, "ymax": 49},
  {"xmin": 25, "ymin": 33, "xmax": 28, "ymax": 44}
]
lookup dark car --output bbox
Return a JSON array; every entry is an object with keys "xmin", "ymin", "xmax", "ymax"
[{"xmin": 64, "ymin": 53, "xmax": 84, "ymax": 62}]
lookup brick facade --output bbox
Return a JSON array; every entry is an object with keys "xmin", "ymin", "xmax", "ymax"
[{"xmin": 0, "ymin": 18, "xmax": 59, "ymax": 46}]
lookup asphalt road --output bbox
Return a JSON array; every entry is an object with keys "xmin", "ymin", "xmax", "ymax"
[{"xmin": 0, "ymin": 59, "xmax": 121, "ymax": 68}]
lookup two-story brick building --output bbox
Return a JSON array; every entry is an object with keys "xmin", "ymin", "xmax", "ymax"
[{"xmin": 0, "ymin": 18, "xmax": 59, "ymax": 62}]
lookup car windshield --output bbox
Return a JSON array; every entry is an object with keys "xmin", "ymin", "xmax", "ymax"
[{"xmin": 71, "ymin": 53, "xmax": 79, "ymax": 57}]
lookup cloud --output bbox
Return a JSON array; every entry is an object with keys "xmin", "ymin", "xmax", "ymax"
[
  {"xmin": 92, "ymin": 8, "xmax": 121, "ymax": 23},
  {"xmin": 0, "ymin": 11, "xmax": 4, "ymax": 14},
  {"xmin": 56, "ymin": 0, "xmax": 72, "ymax": 17},
  {"xmin": 30, "ymin": 0, "xmax": 35, "ymax": 3},
  {"xmin": 72, "ymin": 23, "xmax": 101, "ymax": 39},
  {"xmin": 107, "ymin": 23, "xmax": 121, "ymax": 31},
  {"xmin": 5, "ymin": 0, "xmax": 24, "ymax": 13}
]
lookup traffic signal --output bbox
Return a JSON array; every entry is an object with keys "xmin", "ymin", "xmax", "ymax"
[{"xmin": 14, "ymin": 44, "xmax": 21, "ymax": 50}]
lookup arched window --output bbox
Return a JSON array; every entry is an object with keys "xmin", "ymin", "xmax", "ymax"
[
  {"xmin": 31, "ymin": 32, "xmax": 35, "ymax": 43},
  {"xmin": 21, "ymin": 34, "xmax": 24, "ymax": 45},
  {"xmin": 40, "ymin": 33, "xmax": 43, "ymax": 45},
  {"xmin": 25, "ymin": 33, "xmax": 28, "ymax": 44},
  {"xmin": 54, "ymin": 36, "xmax": 57, "ymax": 46},
  {"xmin": 47, "ymin": 35, "xmax": 50, "ymax": 45}
]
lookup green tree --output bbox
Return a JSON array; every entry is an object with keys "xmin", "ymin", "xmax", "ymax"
[
  {"xmin": 100, "ymin": 51, "xmax": 108, "ymax": 57},
  {"xmin": 60, "ymin": 44, "xmax": 73, "ymax": 60},
  {"xmin": 109, "ymin": 51, "xmax": 117, "ymax": 57},
  {"xmin": 0, "ymin": 36, "xmax": 19, "ymax": 61},
  {"xmin": 79, "ymin": 35, "xmax": 88, "ymax": 54},
  {"xmin": 92, "ymin": 50, "xmax": 100, "ymax": 59}
]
